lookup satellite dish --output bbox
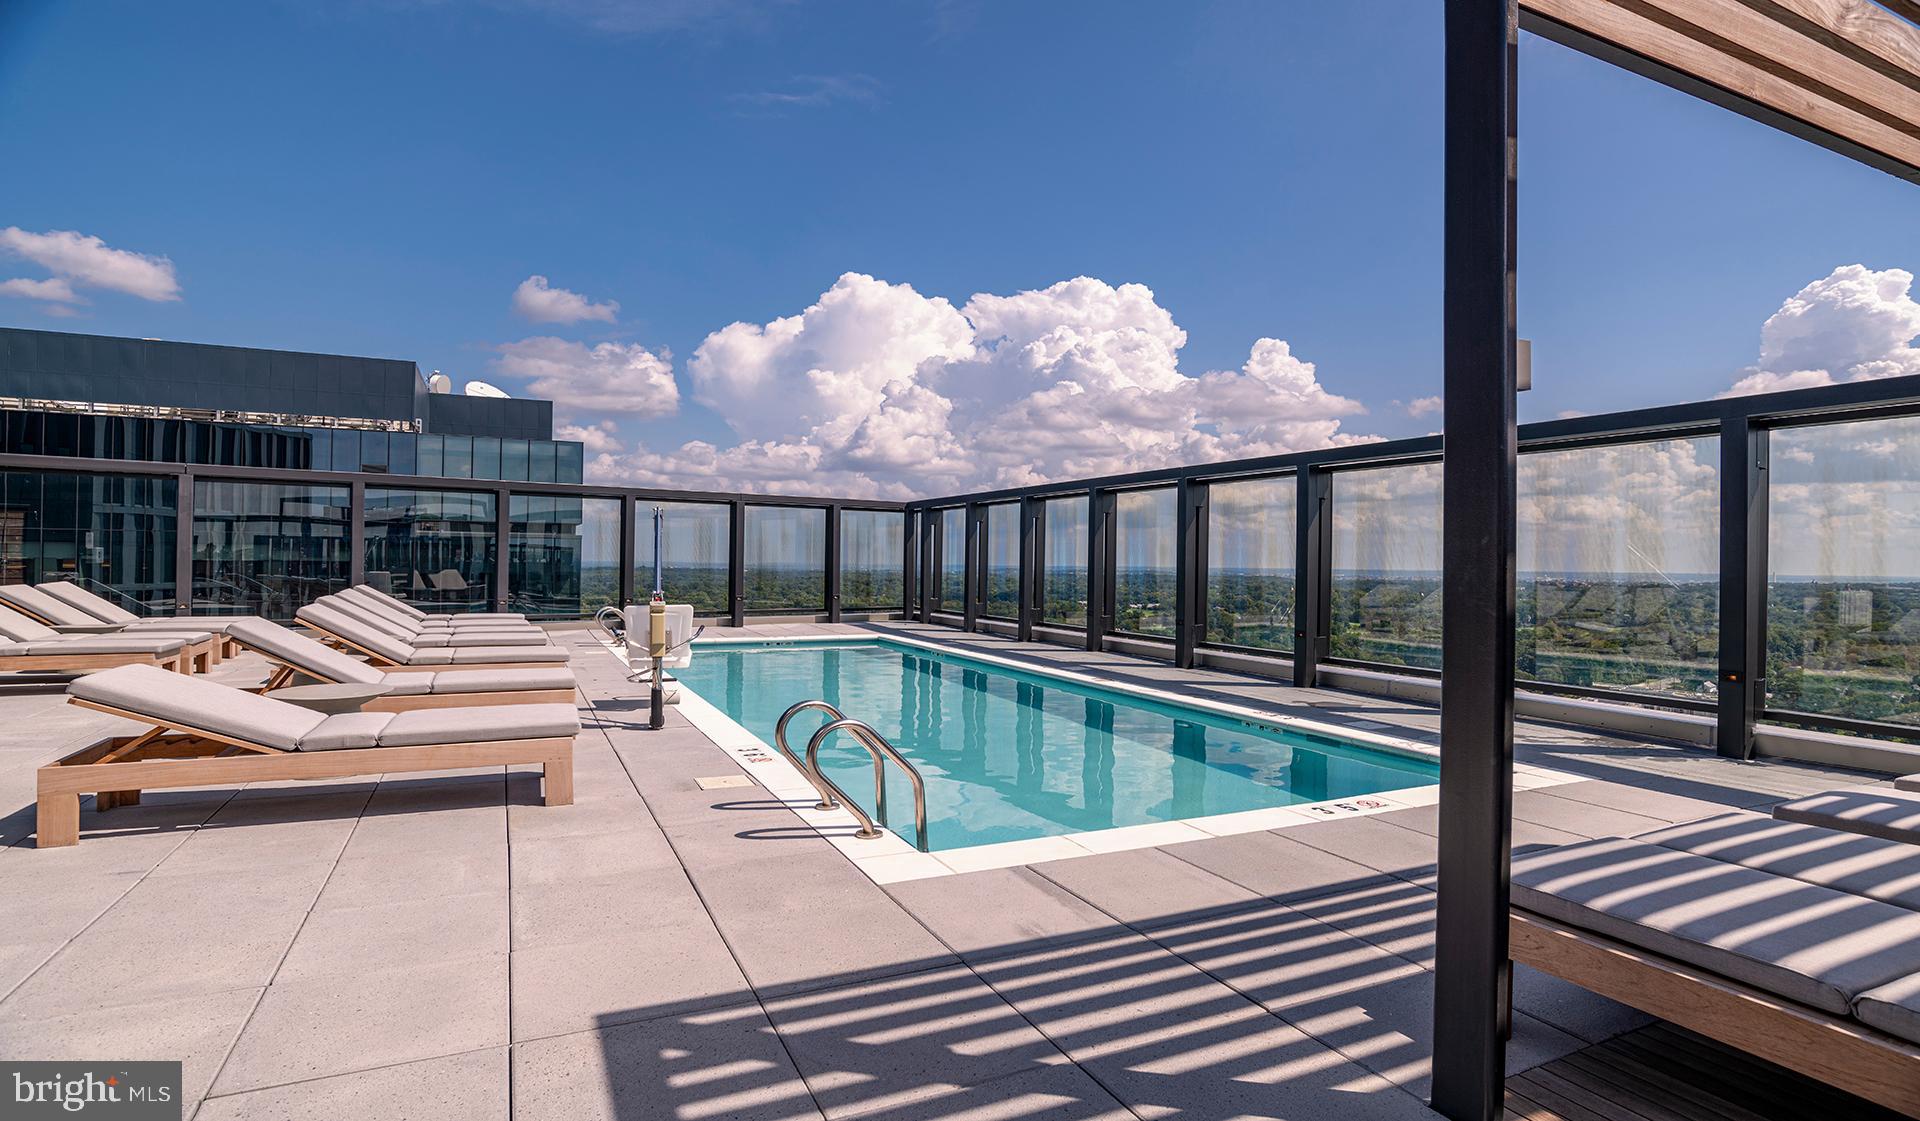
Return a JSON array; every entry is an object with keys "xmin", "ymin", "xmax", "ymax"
[
  {"xmin": 427, "ymin": 372, "xmax": 452, "ymax": 394},
  {"xmin": 463, "ymin": 380, "xmax": 509, "ymax": 399}
]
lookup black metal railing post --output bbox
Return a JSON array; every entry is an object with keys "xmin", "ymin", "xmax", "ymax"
[
  {"xmin": 1175, "ymin": 477, "xmax": 1206, "ymax": 668},
  {"xmin": 919, "ymin": 509, "xmax": 938, "ymax": 621},
  {"xmin": 1717, "ymin": 416, "xmax": 1770, "ymax": 759},
  {"xmin": 728, "ymin": 501, "xmax": 746, "ymax": 627},
  {"xmin": 618, "ymin": 498, "xmax": 636, "ymax": 610},
  {"xmin": 492, "ymin": 484, "xmax": 511, "ymax": 613},
  {"xmin": 173, "ymin": 469, "xmax": 194, "ymax": 615},
  {"xmin": 964, "ymin": 502, "xmax": 984, "ymax": 632},
  {"xmin": 1293, "ymin": 468, "xmax": 1331, "ymax": 687},
  {"xmin": 826, "ymin": 503, "xmax": 843, "ymax": 623},
  {"xmin": 1087, "ymin": 488, "xmax": 1114, "ymax": 651},
  {"xmin": 1430, "ymin": 1, "xmax": 1519, "ymax": 1117},
  {"xmin": 348, "ymin": 480, "xmax": 366, "ymax": 590},
  {"xmin": 1019, "ymin": 497, "xmax": 1041, "ymax": 641},
  {"xmin": 901, "ymin": 505, "xmax": 919, "ymax": 619}
]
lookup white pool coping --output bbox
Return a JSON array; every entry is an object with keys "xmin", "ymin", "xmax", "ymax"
[{"xmin": 615, "ymin": 633, "xmax": 1584, "ymax": 884}]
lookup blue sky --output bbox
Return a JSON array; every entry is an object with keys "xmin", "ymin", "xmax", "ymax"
[{"xmin": 2, "ymin": 0, "xmax": 1916, "ymax": 499}]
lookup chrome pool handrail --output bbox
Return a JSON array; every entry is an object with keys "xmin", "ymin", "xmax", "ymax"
[
  {"xmin": 805, "ymin": 718, "xmax": 930, "ymax": 853},
  {"xmin": 774, "ymin": 700, "xmax": 862, "ymax": 811}
]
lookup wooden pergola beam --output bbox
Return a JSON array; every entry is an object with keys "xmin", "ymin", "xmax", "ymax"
[{"xmin": 1521, "ymin": 0, "xmax": 1920, "ymax": 180}]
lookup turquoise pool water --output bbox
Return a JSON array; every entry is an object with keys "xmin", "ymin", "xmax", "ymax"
[{"xmin": 674, "ymin": 639, "xmax": 1437, "ymax": 852}]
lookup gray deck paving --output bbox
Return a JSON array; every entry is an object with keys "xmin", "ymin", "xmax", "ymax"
[{"xmin": 0, "ymin": 622, "xmax": 1893, "ymax": 1118}]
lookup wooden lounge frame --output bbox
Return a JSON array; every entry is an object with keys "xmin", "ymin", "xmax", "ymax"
[
  {"xmin": 300, "ymin": 618, "xmax": 567, "ymax": 675},
  {"xmin": 1510, "ymin": 908, "xmax": 1920, "ymax": 1117},
  {"xmin": 35, "ymin": 696, "xmax": 574, "ymax": 847},
  {"xmin": 252, "ymin": 659, "xmax": 577, "ymax": 711},
  {"xmin": 3, "ymin": 645, "xmax": 202, "ymax": 676},
  {"xmin": 0, "ymin": 599, "xmax": 232, "ymax": 665}
]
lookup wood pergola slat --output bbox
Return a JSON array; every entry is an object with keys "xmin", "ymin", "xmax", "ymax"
[{"xmin": 1521, "ymin": 0, "xmax": 1920, "ymax": 179}]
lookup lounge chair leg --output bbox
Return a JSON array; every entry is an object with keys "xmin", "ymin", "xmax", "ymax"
[
  {"xmin": 544, "ymin": 755, "xmax": 574, "ymax": 806},
  {"xmin": 98, "ymin": 789, "xmax": 139, "ymax": 810},
  {"xmin": 206, "ymin": 642, "xmax": 222, "ymax": 666},
  {"xmin": 36, "ymin": 791, "xmax": 79, "ymax": 848}
]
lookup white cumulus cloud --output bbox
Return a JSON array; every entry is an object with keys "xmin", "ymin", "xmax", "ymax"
[
  {"xmin": 495, "ymin": 337, "xmax": 680, "ymax": 418},
  {"xmin": 554, "ymin": 419, "xmax": 627, "ymax": 454},
  {"xmin": 587, "ymin": 272, "xmax": 1368, "ymax": 497},
  {"xmin": 1723, "ymin": 264, "xmax": 1920, "ymax": 397},
  {"xmin": 511, "ymin": 274, "xmax": 620, "ymax": 324},
  {"xmin": 0, "ymin": 227, "xmax": 181, "ymax": 307}
]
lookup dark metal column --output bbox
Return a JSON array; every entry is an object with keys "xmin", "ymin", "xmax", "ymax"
[
  {"xmin": 618, "ymin": 499, "xmax": 636, "ymax": 609},
  {"xmin": 492, "ymin": 485, "xmax": 511, "ymax": 613},
  {"xmin": 173, "ymin": 470, "xmax": 194, "ymax": 615},
  {"xmin": 1292, "ymin": 468, "xmax": 1332, "ymax": 687},
  {"xmin": 728, "ymin": 501, "xmax": 746, "ymax": 627},
  {"xmin": 1717, "ymin": 418, "xmax": 1769, "ymax": 759},
  {"xmin": 1431, "ymin": 1, "xmax": 1519, "ymax": 1118},
  {"xmin": 1019, "ymin": 497, "xmax": 1041, "ymax": 642},
  {"xmin": 919, "ymin": 510, "xmax": 938, "ymax": 622},
  {"xmin": 1174, "ymin": 478, "xmax": 1207, "ymax": 668},
  {"xmin": 1086, "ymin": 489, "xmax": 1114, "ymax": 652},
  {"xmin": 964, "ymin": 502, "xmax": 985, "ymax": 632},
  {"xmin": 348, "ymin": 480, "xmax": 366, "ymax": 589},
  {"xmin": 826, "ymin": 503, "xmax": 843, "ymax": 623},
  {"xmin": 902, "ymin": 506, "xmax": 919, "ymax": 619}
]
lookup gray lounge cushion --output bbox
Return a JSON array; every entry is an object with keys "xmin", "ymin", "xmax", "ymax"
[
  {"xmin": 1896, "ymin": 775, "xmax": 1919, "ymax": 794},
  {"xmin": 299, "ymin": 712, "xmax": 394, "ymax": 751},
  {"xmin": 378, "ymin": 702, "xmax": 579, "ymax": 746},
  {"xmin": 1509, "ymin": 837, "xmax": 1920, "ymax": 1014},
  {"xmin": 69, "ymin": 664, "xmax": 326, "ymax": 751},
  {"xmin": 1855, "ymin": 972, "xmax": 1920, "ymax": 1045},
  {"xmin": 227, "ymin": 618, "xmax": 385, "ymax": 686},
  {"xmin": 124, "ymin": 616, "xmax": 260, "ymax": 636},
  {"xmin": 21, "ymin": 635, "xmax": 189, "ymax": 655},
  {"xmin": 428, "ymin": 667, "xmax": 576, "ymax": 694},
  {"xmin": 435, "ymin": 631, "xmax": 548, "ymax": 648},
  {"xmin": 297, "ymin": 602, "xmax": 418, "ymax": 665},
  {"xmin": 1774, "ymin": 788, "xmax": 1920, "ymax": 846},
  {"xmin": 0, "ymin": 585, "xmax": 99, "ymax": 626},
  {"xmin": 447, "ymin": 645, "xmax": 569, "ymax": 664},
  {"xmin": 0, "ymin": 604, "xmax": 61, "ymax": 642},
  {"xmin": 36, "ymin": 581, "xmax": 140, "ymax": 624},
  {"xmin": 1636, "ymin": 812, "xmax": 1920, "ymax": 912}
]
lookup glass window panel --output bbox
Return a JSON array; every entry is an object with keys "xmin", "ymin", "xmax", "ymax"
[
  {"xmin": 1206, "ymin": 476, "xmax": 1295, "ymax": 651},
  {"xmin": 471, "ymin": 436, "xmax": 501, "ymax": 481},
  {"xmin": 1330, "ymin": 463, "xmax": 1442, "ymax": 669},
  {"xmin": 529, "ymin": 441, "xmax": 558, "ymax": 483},
  {"xmin": 1518, "ymin": 438, "xmax": 1720, "ymax": 700},
  {"xmin": 840, "ymin": 509, "xmax": 904, "ymax": 611},
  {"xmin": 1114, "ymin": 488, "xmax": 1176, "ymax": 637},
  {"xmin": 502, "ymin": 439, "xmax": 530, "ymax": 482},
  {"xmin": 440, "ymin": 435, "xmax": 473, "ymax": 478},
  {"xmin": 937, "ymin": 508, "xmax": 966, "ymax": 614},
  {"xmin": 192, "ymin": 482, "xmax": 351, "ymax": 618},
  {"xmin": 1042, "ymin": 495, "xmax": 1087, "ymax": 628},
  {"xmin": 0, "ymin": 469, "xmax": 177, "ymax": 614},
  {"xmin": 509, "ymin": 494, "xmax": 622, "ymax": 619},
  {"xmin": 358, "ymin": 431, "xmax": 390, "ymax": 472},
  {"xmin": 416, "ymin": 434, "xmax": 443, "ymax": 477},
  {"xmin": 556, "ymin": 441, "xmax": 583, "ymax": 483},
  {"xmin": 1768, "ymin": 417, "xmax": 1920, "ymax": 727},
  {"xmin": 983, "ymin": 503, "xmax": 1020, "ymax": 619},
  {"xmin": 330, "ymin": 430, "xmax": 361, "ymax": 474},
  {"xmin": 744, "ymin": 506, "xmax": 826, "ymax": 613},
  {"xmin": 387, "ymin": 432, "xmax": 417, "ymax": 476},
  {"xmin": 362, "ymin": 488, "xmax": 497, "ymax": 613},
  {"xmin": 639, "ymin": 501, "xmax": 731, "ymax": 615}
]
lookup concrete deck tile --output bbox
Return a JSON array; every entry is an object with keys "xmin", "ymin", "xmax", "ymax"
[
  {"xmin": 1509, "ymin": 789, "xmax": 1670, "ymax": 839},
  {"xmin": 884, "ymin": 868, "xmax": 1118, "ymax": 961},
  {"xmin": 935, "ymin": 837, "xmax": 1091, "ymax": 874},
  {"xmin": 1356, "ymin": 802, "xmax": 1586, "ymax": 851},
  {"xmin": 342, "ymin": 795, "xmax": 505, "ymax": 857},
  {"xmin": 510, "ymin": 927, "xmax": 751, "ymax": 1041},
  {"xmin": 1161, "ymin": 830, "xmax": 1394, "ymax": 902},
  {"xmin": 131, "ymin": 857, "xmax": 336, "ymax": 915},
  {"xmin": 1288, "ymin": 879, "xmax": 1438, "ymax": 966},
  {"xmin": 0, "ymin": 987, "xmax": 262, "ymax": 1113},
  {"xmin": 510, "ymin": 866, "xmax": 706, "ymax": 949},
  {"xmin": 0, "ymin": 940, "xmax": 65, "ymax": 1001},
  {"xmin": 316, "ymin": 844, "xmax": 508, "ymax": 911},
  {"xmin": 1523, "ymin": 780, "xmax": 1735, "ymax": 825},
  {"xmin": 687, "ymin": 853, "xmax": 955, "ymax": 997},
  {"xmin": 196, "ymin": 1046, "xmax": 509, "ymax": 1121},
  {"xmin": 1281, "ymin": 816, "xmax": 1438, "ymax": 879},
  {"xmin": 276, "ymin": 890, "xmax": 507, "ymax": 983},
  {"xmin": 1029, "ymin": 848, "xmax": 1260, "ymax": 928},
  {"xmin": 831, "ymin": 1063, "xmax": 1132, "ymax": 1121},
  {"xmin": 214, "ymin": 953, "xmax": 509, "ymax": 1095},
  {"xmin": 511, "ymin": 1002, "xmax": 824, "ymax": 1121},
  {"xmin": 764, "ymin": 965, "xmax": 1067, "ymax": 1119},
  {"xmin": 507, "ymin": 824, "xmax": 682, "ymax": 886}
]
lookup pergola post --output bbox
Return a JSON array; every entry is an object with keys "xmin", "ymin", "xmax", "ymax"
[{"xmin": 1431, "ymin": 1, "xmax": 1519, "ymax": 1118}]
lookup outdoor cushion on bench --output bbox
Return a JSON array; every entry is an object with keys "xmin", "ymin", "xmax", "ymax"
[
  {"xmin": 1774, "ymin": 788, "xmax": 1920, "ymax": 846},
  {"xmin": 1635, "ymin": 812, "xmax": 1920, "ymax": 912},
  {"xmin": 1509, "ymin": 836, "xmax": 1920, "ymax": 1015},
  {"xmin": 319, "ymin": 596, "xmax": 547, "ymax": 646},
  {"xmin": 0, "ymin": 635, "xmax": 191, "ymax": 657},
  {"xmin": 339, "ymin": 585, "xmax": 529, "ymax": 630},
  {"xmin": 1856, "ymin": 973, "xmax": 1920, "ymax": 1046},
  {"xmin": 295, "ymin": 601, "xmax": 569, "ymax": 668},
  {"xmin": 351, "ymin": 582, "xmax": 527, "ymax": 624},
  {"xmin": 0, "ymin": 606, "xmax": 209, "ymax": 653},
  {"xmin": 30, "ymin": 581, "xmax": 255, "ymax": 635},
  {"xmin": 0, "ymin": 584, "xmax": 259, "ymax": 638},
  {"xmin": 227, "ymin": 618, "xmax": 576, "ymax": 700}
]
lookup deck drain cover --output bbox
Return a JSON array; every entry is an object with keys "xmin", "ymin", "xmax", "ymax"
[{"xmin": 695, "ymin": 775, "xmax": 754, "ymax": 790}]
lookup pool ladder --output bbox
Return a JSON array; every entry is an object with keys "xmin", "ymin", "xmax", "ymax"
[{"xmin": 774, "ymin": 700, "xmax": 929, "ymax": 853}]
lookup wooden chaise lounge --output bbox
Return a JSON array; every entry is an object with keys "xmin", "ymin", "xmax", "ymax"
[
  {"xmin": 295, "ymin": 600, "xmax": 571, "ymax": 675},
  {"xmin": 347, "ymin": 582, "xmax": 530, "ymax": 625},
  {"xmin": 0, "ymin": 606, "xmax": 213, "ymax": 673},
  {"xmin": 1508, "ymin": 824, "xmax": 1920, "ymax": 1117},
  {"xmin": 26, "ymin": 581, "xmax": 251, "ymax": 660},
  {"xmin": 227, "ymin": 618, "xmax": 577, "ymax": 711},
  {"xmin": 37, "ymin": 663, "xmax": 576, "ymax": 847}
]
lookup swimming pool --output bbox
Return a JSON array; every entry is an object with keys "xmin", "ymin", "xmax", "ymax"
[{"xmin": 672, "ymin": 638, "xmax": 1437, "ymax": 853}]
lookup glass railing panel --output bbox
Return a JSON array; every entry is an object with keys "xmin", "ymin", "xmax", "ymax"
[
  {"xmin": 841, "ymin": 509, "xmax": 904, "ymax": 611},
  {"xmin": 745, "ymin": 505, "xmax": 826, "ymax": 613},
  {"xmin": 1206, "ymin": 475, "xmax": 1295, "ymax": 652},
  {"xmin": 193, "ymin": 481, "xmax": 351, "ymax": 618},
  {"xmin": 638, "ymin": 500, "xmax": 730, "ymax": 615},
  {"xmin": 363, "ymin": 487, "xmax": 497, "ymax": 613},
  {"xmin": 1114, "ymin": 487, "xmax": 1176, "ymax": 637},
  {"xmin": 983, "ymin": 502, "xmax": 1020, "ymax": 619},
  {"xmin": 509, "ymin": 493, "xmax": 622, "ymax": 619},
  {"xmin": 1042, "ymin": 495, "xmax": 1088, "ymax": 628},
  {"xmin": 1330, "ymin": 462, "xmax": 1442, "ymax": 669}
]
